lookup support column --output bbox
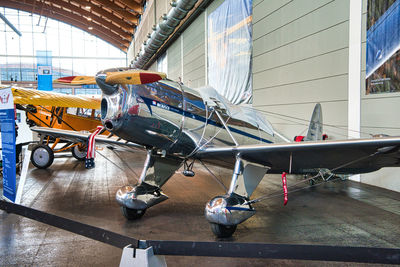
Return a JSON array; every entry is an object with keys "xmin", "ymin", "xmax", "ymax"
[{"xmin": 347, "ymin": 0, "xmax": 362, "ymax": 182}]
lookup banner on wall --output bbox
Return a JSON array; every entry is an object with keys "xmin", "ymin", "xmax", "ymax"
[
  {"xmin": 207, "ymin": 0, "xmax": 252, "ymax": 104},
  {"xmin": 0, "ymin": 87, "xmax": 16, "ymax": 202},
  {"xmin": 366, "ymin": 0, "xmax": 400, "ymax": 94},
  {"xmin": 36, "ymin": 50, "xmax": 53, "ymax": 91}
]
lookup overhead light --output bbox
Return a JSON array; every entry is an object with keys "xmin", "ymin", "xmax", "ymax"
[
  {"xmin": 85, "ymin": 6, "xmax": 91, "ymax": 10},
  {"xmin": 87, "ymin": 17, "xmax": 92, "ymax": 21},
  {"xmin": 88, "ymin": 26, "xmax": 93, "ymax": 30}
]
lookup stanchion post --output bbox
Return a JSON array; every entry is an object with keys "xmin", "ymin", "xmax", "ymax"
[{"xmin": 119, "ymin": 241, "xmax": 167, "ymax": 267}]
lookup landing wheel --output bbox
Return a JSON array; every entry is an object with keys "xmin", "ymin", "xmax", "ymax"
[
  {"xmin": 210, "ymin": 223, "xmax": 237, "ymax": 238},
  {"xmin": 31, "ymin": 144, "xmax": 54, "ymax": 169},
  {"xmin": 121, "ymin": 206, "xmax": 146, "ymax": 220},
  {"xmin": 72, "ymin": 144, "xmax": 87, "ymax": 161}
]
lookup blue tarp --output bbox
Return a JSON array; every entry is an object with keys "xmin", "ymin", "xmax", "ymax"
[{"xmin": 366, "ymin": 0, "xmax": 400, "ymax": 78}]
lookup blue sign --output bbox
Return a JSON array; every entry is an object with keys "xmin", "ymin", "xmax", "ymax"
[
  {"xmin": 37, "ymin": 50, "xmax": 53, "ymax": 91},
  {"xmin": 0, "ymin": 88, "xmax": 16, "ymax": 202}
]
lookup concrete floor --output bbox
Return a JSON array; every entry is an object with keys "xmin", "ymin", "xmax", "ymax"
[{"xmin": 1, "ymin": 145, "xmax": 400, "ymax": 266}]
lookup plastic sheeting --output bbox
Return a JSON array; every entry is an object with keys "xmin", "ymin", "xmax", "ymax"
[
  {"xmin": 366, "ymin": 0, "xmax": 400, "ymax": 94},
  {"xmin": 197, "ymin": 86, "xmax": 274, "ymax": 135},
  {"xmin": 207, "ymin": 0, "xmax": 252, "ymax": 105}
]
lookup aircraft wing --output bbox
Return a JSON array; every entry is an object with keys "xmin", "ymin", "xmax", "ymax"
[
  {"xmin": 196, "ymin": 137, "xmax": 400, "ymax": 174},
  {"xmin": 31, "ymin": 127, "xmax": 145, "ymax": 150},
  {"xmin": 11, "ymin": 87, "xmax": 100, "ymax": 109}
]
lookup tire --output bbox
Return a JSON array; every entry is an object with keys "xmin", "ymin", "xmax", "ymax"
[
  {"xmin": 121, "ymin": 206, "xmax": 146, "ymax": 220},
  {"xmin": 31, "ymin": 144, "xmax": 54, "ymax": 169},
  {"xmin": 210, "ymin": 223, "xmax": 237, "ymax": 238},
  {"xmin": 72, "ymin": 144, "xmax": 87, "ymax": 161}
]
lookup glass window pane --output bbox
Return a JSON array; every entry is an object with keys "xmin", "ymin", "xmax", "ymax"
[
  {"xmin": 6, "ymin": 56, "xmax": 21, "ymax": 81},
  {"xmin": 6, "ymin": 32, "xmax": 20, "ymax": 55},
  {"xmin": 59, "ymin": 58, "xmax": 73, "ymax": 76},
  {"xmin": 20, "ymin": 32, "xmax": 34, "ymax": 55},
  {"xmin": 20, "ymin": 56, "xmax": 35, "ymax": 81},
  {"xmin": 1, "ymin": 7, "xmax": 126, "ymax": 85}
]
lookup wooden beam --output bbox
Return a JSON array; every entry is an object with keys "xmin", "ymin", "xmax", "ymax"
[
  {"xmin": 90, "ymin": 0, "xmax": 141, "ymax": 21},
  {"xmin": 70, "ymin": 0, "xmax": 137, "ymax": 29},
  {"xmin": 45, "ymin": 0, "xmax": 132, "ymax": 40},
  {"xmin": 115, "ymin": 0, "xmax": 141, "ymax": 13},
  {"xmin": 2, "ymin": 0, "xmax": 129, "ymax": 51}
]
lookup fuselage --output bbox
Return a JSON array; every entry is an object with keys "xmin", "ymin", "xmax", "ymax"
[{"xmin": 100, "ymin": 79, "xmax": 283, "ymax": 162}]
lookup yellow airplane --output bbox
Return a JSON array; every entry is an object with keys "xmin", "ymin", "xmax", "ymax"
[
  {"xmin": 11, "ymin": 86, "xmax": 101, "ymax": 168},
  {"xmin": 7, "ymin": 69, "xmax": 165, "ymax": 169}
]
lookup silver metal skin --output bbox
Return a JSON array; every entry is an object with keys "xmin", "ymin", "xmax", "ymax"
[
  {"xmin": 96, "ymin": 73, "xmax": 276, "ymax": 231},
  {"xmin": 205, "ymin": 157, "xmax": 269, "ymax": 227},
  {"xmin": 93, "ymin": 69, "xmax": 400, "ymax": 236},
  {"xmin": 115, "ymin": 184, "xmax": 168, "ymax": 210},
  {"xmin": 115, "ymin": 149, "xmax": 182, "ymax": 211},
  {"xmin": 98, "ymin": 71, "xmax": 277, "ymax": 159},
  {"xmin": 204, "ymin": 194, "xmax": 255, "ymax": 226},
  {"xmin": 228, "ymin": 155, "xmax": 243, "ymax": 194}
]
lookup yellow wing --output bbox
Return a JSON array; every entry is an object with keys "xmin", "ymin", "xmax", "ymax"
[
  {"xmin": 10, "ymin": 87, "xmax": 100, "ymax": 109},
  {"xmin": 53, "ymin": 69, "xmax": 166, "ymax": 85}
]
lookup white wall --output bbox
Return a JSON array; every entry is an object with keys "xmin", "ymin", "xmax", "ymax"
[{"xmin": 252, "ymin": 0, "xmax": 350, "ymax": 140}]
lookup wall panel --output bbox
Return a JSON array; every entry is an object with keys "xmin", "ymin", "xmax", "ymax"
[
  {"xmin": 167, "ymin": 37, "xmax": 182, "ymax": 81},
  {"xmin": 182, "ymin": 13, "xmax": 205, "ymax": 88},
  {"xmin": 252, "ymin": 0, "xmax": 350, "ymax": 140}
]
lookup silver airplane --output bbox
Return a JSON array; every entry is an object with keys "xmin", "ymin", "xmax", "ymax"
[{"xmin": 33, "ymin": 68, "xmax": 400, "ymax": 238}]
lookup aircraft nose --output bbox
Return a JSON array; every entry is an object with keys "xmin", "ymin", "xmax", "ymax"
[{"xmin": 95, "ymin": 74, "xmax": 118, "ymax": 95}]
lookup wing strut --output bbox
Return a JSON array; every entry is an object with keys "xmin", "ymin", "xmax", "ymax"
[{"xmin": 214, "ymin": 110, "xmax": 238, "ymax": 146}]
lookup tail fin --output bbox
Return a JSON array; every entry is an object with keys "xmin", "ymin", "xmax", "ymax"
[{"xmin": 305, "ymin": 103, "xmax": 323, "ymax": 141}]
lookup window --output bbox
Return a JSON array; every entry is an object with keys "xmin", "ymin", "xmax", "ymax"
[{"xmin": 0, "ymin": 8, "xmax": 127, "ymax": 82}]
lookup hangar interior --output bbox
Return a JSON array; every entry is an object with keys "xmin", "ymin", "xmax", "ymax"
[{"xmin": 1, "ymin": 0, "xmax": 400, "ymax": 265}]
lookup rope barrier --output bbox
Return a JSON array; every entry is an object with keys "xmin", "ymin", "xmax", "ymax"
[{"xmin": 0, "ymin": 200, "xmax": 399, "ymax": 264}]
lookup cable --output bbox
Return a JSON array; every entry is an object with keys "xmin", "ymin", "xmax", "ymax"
[
  {"xmin": 253, "ymin": 107, "xmax": 377, "ymax": 137},
  {"xmin": 198, "ymin": 159, "xmax": 228, "ymax": 191},
  {"xmin": 245, "ymin": 151, "xmax": 379, "ymax": 205},
  {"xmin": 97, "ymin": 150, "xmax": 139, "ymax": 183}
]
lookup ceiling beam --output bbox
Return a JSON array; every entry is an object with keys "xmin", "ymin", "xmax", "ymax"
[
  {"xmin": 44, "ymin": 0, "xmax": 132, "ymax": 40},
  {"xmin": 1, "ymin": 0, "xmax": 129, "ymax": 51},
  {"xmin": 90, "ymin": 0, "xmax": 141, "ymax": 21},
  {"xmin": 115, "ymin": 0, "xmax": 141, "ymax": 13},
  {"xmin": 69, "ymin": 0, "xmax": 137, "ymax": 30}
]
